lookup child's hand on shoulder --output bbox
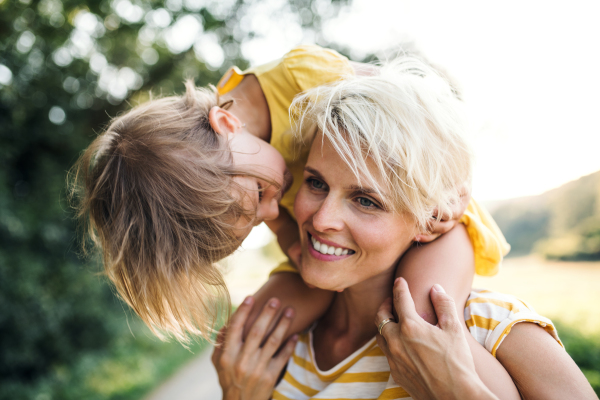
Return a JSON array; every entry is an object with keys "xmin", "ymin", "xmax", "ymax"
[{"xmin": 415, "ymin": 182, "xmax": 471, "ymax": 243}]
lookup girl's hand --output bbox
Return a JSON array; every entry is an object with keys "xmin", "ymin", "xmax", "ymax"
[
  {"xmin": 416, "ymin": 183, "xmax": 471, "ymax": 242},
  {"xmin": 212, "ymin": 296, "xmax": 298, "ymax": 400},
  {"xmin": 375, "ymin": 278, "xmax": 498, "ymax": 400}
]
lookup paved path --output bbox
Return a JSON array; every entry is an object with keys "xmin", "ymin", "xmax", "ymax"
[{"xmin": 145, "ymin": 347, "xmax": 222, "ymax": 400}]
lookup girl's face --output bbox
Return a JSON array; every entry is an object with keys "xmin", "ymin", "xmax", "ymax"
[
  {"xmin": 294, "ymin": 135, "xmax": 416, "ymax": 292},
  {"xmin": 228, "ymin": 130, "xmax": 292, "ymax": 238},
  {"xmin": 209, "ymin": 105, "xmax": 292, "ymax": 238}
]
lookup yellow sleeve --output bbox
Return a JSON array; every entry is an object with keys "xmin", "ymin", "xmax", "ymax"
[
  {"xmin": 459, "ymin": 198, "xmax": 511, "ymax": 276},
  {"xmin": 279, "ymin": 45, "xmax": 355, "ymax": 93},
  {"xmin": 247, "ymin": 45, "xmax": 354, "ymax": 160},
  {"xmin": 269, "ymin": 261, "xmax": 299, "ymax": 277}
]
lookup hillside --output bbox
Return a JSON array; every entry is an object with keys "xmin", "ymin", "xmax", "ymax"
[{"xmin": 490, "ymin": 170, "xmax": 600, "ymax": 260}]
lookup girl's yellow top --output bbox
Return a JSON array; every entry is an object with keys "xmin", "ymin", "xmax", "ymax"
[{"xmin": 217, "ymin": 45, "xmax": 509, "ymax": 276}]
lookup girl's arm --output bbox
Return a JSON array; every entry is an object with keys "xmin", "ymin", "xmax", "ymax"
[
  {"xmin": 397, "ymin": 224, "xmax": 520, "ymax": 399},
  {"xmin": 496, "ymin": 323, "xmax": 596, "ymax": 399},
  {"xmin": 246, "ymin": 207, "xmax": 335, "ymax": 339},
  {"xmin": 243, "ymin": 272, "xmax": 334, "ymax": 340},
  {"xmin": 395, "ymin": 223, "xmax": 474, "ymax": 326},
  {"xmin": 265, "ymin": 206, "xmax": 300, "ymax": 260},
  {"xmin": 395, "ymin": 183, "xmax": 472, "ymax": 324}
]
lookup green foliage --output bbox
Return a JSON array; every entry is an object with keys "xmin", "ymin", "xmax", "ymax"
[
  {"xmin": 555, "ymin": 321, "xmax": 600, "ymax": 395},
  {"xmin": 491, "ymin": 199, "xmax": 551, "ymax": 256},
  {"xmin": 491, "ymin": 170, "xmax": 600, "ymax": 260},
  {"xmin": 0, "ymin": 317, "xmax": 206, "ymax": 400},
  {"xmin": 0, "ymin": 0, "xmax": 348, "ymax": 396},
  {"xmin": 536, "ymin": 217, "xmax": 600, "ymax": 261}
]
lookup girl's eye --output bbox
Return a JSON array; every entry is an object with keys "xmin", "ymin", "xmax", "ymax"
[
  {"xmin": 358, "ymin": 197, "xmax": 375, "ymax": 208},
  {"xmin": 309, "ymin": 178, "xmax": 325, "ymax": 190},
  {"xmin": 257, "ymin": 183, "xmax": 263, "ymax": 202}
]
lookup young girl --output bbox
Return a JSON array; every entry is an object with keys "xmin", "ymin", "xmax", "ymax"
[{"xmin": 71, "ymin": 45, "xmax": 509, "ymax": 343}]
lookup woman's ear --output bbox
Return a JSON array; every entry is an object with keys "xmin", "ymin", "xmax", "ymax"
[{"xmin": 209, "ymin": 106, "xmax": 242, "ymax": 138}]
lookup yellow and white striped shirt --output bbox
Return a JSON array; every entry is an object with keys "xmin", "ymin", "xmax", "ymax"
[{"xmin": 273, "ymin": 290, "xmax": 563, "ymax": 400}]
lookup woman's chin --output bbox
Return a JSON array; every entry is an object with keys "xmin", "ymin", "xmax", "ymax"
[{"xmin": 299, "ymin": 269, "xmax": 341, "ymax": 292}]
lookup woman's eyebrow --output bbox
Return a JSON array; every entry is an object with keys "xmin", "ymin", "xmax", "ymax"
[
  {"xmin": 306, "ymin": 165, "xmax": 387, "ymax": 198},
  {"xmin": 304, "ymin": 166, "xmax": 324, "ymax": 180},
  {"xmin": 346, "ymin": 184, "xmax": 378, "ymax": 195}
]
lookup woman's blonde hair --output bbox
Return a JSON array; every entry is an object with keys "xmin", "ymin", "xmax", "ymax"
[
  {"xmin": 69, "ymin": 81, "xmax": 251, "ymax": 343},
  {"xmin": 292, "ymin": 57, "xmax": 473, "ymax": 232}
]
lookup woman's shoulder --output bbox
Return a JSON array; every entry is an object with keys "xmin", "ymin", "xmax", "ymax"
[{"xmin": 465, "ymin": 289, "xmax": 562, "ymax": 357}]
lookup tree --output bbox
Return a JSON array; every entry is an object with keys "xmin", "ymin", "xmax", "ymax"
[{"xmin": 0, "ymin": 0, "xmax": 349, "ymax": 396}]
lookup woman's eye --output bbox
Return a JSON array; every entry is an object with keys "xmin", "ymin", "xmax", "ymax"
[
  {"xmin": 309, "ymin": 178, "xmax": 325, "ymax": 190},
  {"xmin": 358, "ymin": 197, "xmax": 375, "ymax": 208}
]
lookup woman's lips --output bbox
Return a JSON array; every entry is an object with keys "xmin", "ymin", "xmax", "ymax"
[{"xmin": 307, "ymin": 232, "xmax": 355, "ymax": 261}]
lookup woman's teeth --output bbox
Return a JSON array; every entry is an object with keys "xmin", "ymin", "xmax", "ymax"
[{"xmin": 310, "ymin": 236, "xmax": 352, "ymax": 256}]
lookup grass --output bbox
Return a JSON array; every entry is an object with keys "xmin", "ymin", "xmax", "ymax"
[
  {"xmin": 473, "ymin": 255, "xmax": 600, "ymax": 334},
  {"xmin": 554, "ymin": 321, "xmax": 600, "ymax": 395},
  {"xmin": 474, "ymin": 255, "xmax": 600, "ymax": 395}
]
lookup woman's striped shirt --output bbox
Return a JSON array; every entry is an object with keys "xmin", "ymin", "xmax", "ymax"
[{"xmin": 272, "ymin": 289, "xmax": 563, "ymax": 400}]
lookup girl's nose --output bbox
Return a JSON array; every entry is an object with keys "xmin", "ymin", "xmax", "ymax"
[{"xmin": 259, "ymin": 197, "xmax": 279, "ymax": 222}]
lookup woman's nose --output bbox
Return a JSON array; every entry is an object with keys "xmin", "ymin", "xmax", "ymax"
[{"xmin": 312, "ymin": 196, "xmax": 344, "ymax": 232}]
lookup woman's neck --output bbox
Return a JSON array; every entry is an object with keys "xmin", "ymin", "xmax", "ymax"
[
  {"xmin": 220, "ymin": 74, "xmax": 272, "ymax": 142},
  {"xmin": 312, "ymin": 266, "xmax": 396, "ymax": 371}
]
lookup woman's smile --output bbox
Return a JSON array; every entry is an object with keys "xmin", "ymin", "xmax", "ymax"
[
  {"xmin": 294, "ymin": 134, "xmax": 416, "ymax": 292},
  {"xmin": 307, "ymin": 232, "xmax": 355, "ymax": 260}
]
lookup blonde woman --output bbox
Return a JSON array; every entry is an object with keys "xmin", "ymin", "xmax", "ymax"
[{"xmin": 213, "ymin": 57, "xmax": 595, "ymax": 399}]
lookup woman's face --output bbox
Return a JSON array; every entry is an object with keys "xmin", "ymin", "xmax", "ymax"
[{"xmin": 294, "ymin": 134, "xmax": 416, "ymax": 292}]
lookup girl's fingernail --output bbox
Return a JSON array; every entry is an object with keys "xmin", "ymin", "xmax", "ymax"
[
  {"xmin": 394, "ymin": 277, "xmax": 401, "ymax": 286},
  {"xmin": 269, "ymin": 298, "xmax": 280, "ymax": 308},
  {"xmin": 432, "ymin": 284, "xmax": 445, "ymax": 293},
  {"xmin": 243, "ymin": 296, "xmax": 254, "ymax": 305},
  {"xmin": 285, "ymin": 308, "xmax": 295, "ymax": 318}
]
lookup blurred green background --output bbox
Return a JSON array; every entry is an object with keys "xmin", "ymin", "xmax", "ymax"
[
  {"xmin": 0, "ymin": 0, "xmax": 350, "ymax": 398},
  {"xmin": 1, "ymin": 0, "xmax": 599, "ymax": 398}
]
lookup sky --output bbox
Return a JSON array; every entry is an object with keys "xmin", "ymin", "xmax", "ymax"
[{"xmin": 243, "ymin": 0, "xmax": 600, "ymax": 202}]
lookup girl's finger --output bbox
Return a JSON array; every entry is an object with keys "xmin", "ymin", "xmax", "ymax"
[
  {"xmin": 258, "ymin": 307, "xmax": 295, "ymax": 365},
  {"xmin": 268, "ymin": 334, "xmax": 299, "ymax": 376},
  {"xmin": 211, "ymin": 326, "xmax": 227, "ymax": 365},
  {"xmin": 242, "ymin": 297, "xmax": 281, "ymax": 355},
  {"xmin": 223, "ymin": 296, "xmax": 255, "ymax": 353}
]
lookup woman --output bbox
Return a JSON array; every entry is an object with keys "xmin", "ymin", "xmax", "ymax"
[{"xmin": 212, "ymin": 58, "xmax": 595, "ymax": 399}]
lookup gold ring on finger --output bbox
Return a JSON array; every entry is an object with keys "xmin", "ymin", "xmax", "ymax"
[{"xmin": 378, "ymin": 318, "xmax": 394, "ymax": 335}]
